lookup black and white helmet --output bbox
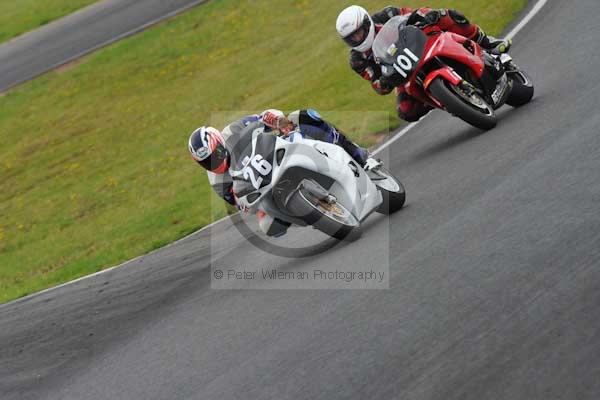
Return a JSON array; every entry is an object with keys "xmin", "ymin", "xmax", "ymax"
[
  {"xmin": 188, "ymin": 126, "xmax": 230, "ymax": 174},
  {"xmin": 336, "ymin": 5, "xmax": 375, "ymax": 52}
]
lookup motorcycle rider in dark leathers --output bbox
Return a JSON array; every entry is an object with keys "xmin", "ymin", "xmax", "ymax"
[{"xmin": 188, "ymin": 109, "xmax": 373, "ymax": 237}]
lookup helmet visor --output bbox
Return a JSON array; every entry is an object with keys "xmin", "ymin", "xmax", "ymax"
[
  {"xmin": 343, "ymin": 15, "xmax": 371, "ymax": 48},
  {"xmin": 197, "ymin": 142, "xmax": 230, "ymax": 172}
]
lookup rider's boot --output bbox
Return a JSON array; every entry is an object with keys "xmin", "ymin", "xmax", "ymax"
[
  {"xmin": 475, "ymin": 28, "xmax": 512, "ymax": 55},
  {"xmin": 364, "ymin": 157, "xmax": 383, "ymax": 172},
  {"xmin": 338, "ymin": 136, "xmax": 383, "ymax": 172}
]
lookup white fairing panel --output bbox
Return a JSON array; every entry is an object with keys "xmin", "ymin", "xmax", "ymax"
[
  {"xmin": 234, "ymin": 134, "xmax": 382, "ymax": 222},
  {"xmin": 275, "ymin": 137, "xmax": 382, "ymax": 221}
]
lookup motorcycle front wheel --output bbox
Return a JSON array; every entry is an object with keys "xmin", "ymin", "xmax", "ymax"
[
  {"xmin": 369, "ymin": 167, "xmax": 406, "ymax": 215},
  {"xmin": 429, "ymin": 77, "xmax": 498, "ymax": 130},
  {"xmin": 506, "ymin": 70, "xmax": 534, "ymax": 107}
]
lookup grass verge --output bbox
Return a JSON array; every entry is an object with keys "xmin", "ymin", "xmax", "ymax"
[
  {"xmin": 0, "ymin": 0, "xmax": 98, "ymax": 43},
  {"xmin": 0, "ymin": 0, "xmax": 527, "ymax": 303}
]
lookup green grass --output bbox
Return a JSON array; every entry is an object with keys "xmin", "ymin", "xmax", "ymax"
[
  {"xmin": 0, "ymin": 0, "xmax": 527, "ymax": 303},
  {"xmin": 0, "ymin": 0, "xmax": 99, "ymax": 43}
]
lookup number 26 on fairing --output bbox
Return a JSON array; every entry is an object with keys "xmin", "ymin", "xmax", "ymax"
[
  {"xmin": 242, "ymin": 154, "xmax": 272, "ymax": 189},
  {"xmin": 393, "ymin": 48, "xmax": 420, "ymax": 78}
]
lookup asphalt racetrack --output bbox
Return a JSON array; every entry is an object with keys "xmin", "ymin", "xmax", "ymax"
[
  {"xmin": 1, "ymin": 1, "xmax": 600, "ymax": 399},
  {"xmin": 0, "ymin": 0, "xmax": 208, "ymax": 92}
]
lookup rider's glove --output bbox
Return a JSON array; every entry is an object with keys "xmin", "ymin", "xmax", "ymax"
[
  {"xmin": 409, "ymin": 9, "xmax": 441, "ymax": 29},
  {"xmin": 261, "ymin": 109, "xmax": 284, "ymax": 129},
  {"xmin": 261, "ymin": 109, "xmax": 295, "ymax": 137},
  {"xmin": 377, "ymin": 76, "xmax": 397, "ymax": 94}
]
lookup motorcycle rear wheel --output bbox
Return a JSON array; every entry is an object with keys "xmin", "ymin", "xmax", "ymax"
[{"xmin": 429, "ymin": 78, "xmax": 497, "ymax": 130}]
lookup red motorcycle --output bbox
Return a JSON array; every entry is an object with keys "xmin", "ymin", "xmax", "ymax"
[{"xmin": 372, "ymin": 16, "xmax": 534, "ymax": 130}]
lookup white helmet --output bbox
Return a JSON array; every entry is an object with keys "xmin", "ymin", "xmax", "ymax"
[{"xmin": 336, "ymin": 5, "xmax": 375, "ymax": 53}]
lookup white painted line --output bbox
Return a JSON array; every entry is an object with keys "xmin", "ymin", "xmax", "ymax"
[
  {"xmin": 2, "ymin": 0, "xmax": 550, "ymax": 306},
  {"xmin": 506, "ymin": 0, "xmax": 549, "ymax": 40},
  {"xmin": 372, "ymin": 122, "xmax": 418, "ymax": 155}
]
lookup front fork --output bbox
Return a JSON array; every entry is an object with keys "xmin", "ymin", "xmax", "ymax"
[{"xmin": 422, "ymin": 66, "xmax": 464, "ymax": 108}]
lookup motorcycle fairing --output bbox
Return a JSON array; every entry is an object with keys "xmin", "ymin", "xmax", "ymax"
[
  {"xmin": 230, "ymin": 127, "xmax": 277, "ymax": 197},
  {"xmin": 233, "ymin": 132, "xmax": 382, "ymax": 223},
  {"xmin": 277, "ymin": 139, "xmax": 382, "ymax": 222}
]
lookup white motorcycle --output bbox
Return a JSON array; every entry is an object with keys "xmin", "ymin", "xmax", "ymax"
[{"xmin": 231, "ymin": 126, "xmax": 405, "ymax": 240}]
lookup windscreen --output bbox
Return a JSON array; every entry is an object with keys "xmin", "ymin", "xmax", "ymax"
[
  {"xmin": 372, "ymin": 15, "xmax": 409, "ymax": 66},
  {"xmin": 372, "ymin": 15, "xmax": 428, "ymax": 82}
]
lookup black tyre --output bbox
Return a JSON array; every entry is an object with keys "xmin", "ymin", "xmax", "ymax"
[
  {"xmin": 506, "ymin": 70, "xmax": 534, "ymax": 107},
  {"xmin": 286, "ymin": 183, "xmax": 361, "ymax": 241},
  {"xmin": 429, "ymin": 77, "xmax": 497, "ymax": 130},
  {"xmin": 370, "ymin": 167, "xmax": 406, "ymax": 215}
]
